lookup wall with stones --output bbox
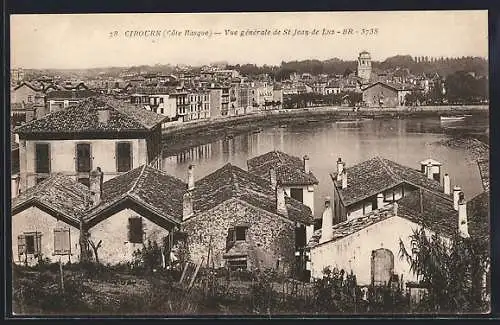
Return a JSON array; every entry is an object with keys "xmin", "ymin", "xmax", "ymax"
[{"xmin": 181, "ymin": 198, "xmax": 297, "ymax": 275}]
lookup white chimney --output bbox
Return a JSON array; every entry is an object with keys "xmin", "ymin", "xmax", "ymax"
[
  {"xmin": 393, "ymin": 202, "xmax": 398, "ymax": 216},
  {"xmin": 97, "ymin": 107, "xmax": 110, "ymax": 123},
  {"xmin": 303, "ymin": 155, "xmax": 310, "ymax": 173},
  {"xmin": 458, "ymin": 192, "xmax": 470, "ymax": 238},
  {"xmin": 269, "ymin": 167, "xmax": 277, "ymax": 191},
  {"xmin": 426, "ymin": 162, "xmax": 433, "ymax": 180},
  {"xmin": 11, "ymin": 174, "xmax": 20, "ymax": 199},
  {"xmin": 453, "ymin": 186, "xmax": 461, "ymax": 211},
  {"xmin": 377, "ymin": 193, "xmax": 384, "ymax": 209},
  {"xmin": 89, "ymin": 167, "xmax": 104, "ymax": 206},
  {"xmin": 341, "ymin": 170, "xmax": 347, "ymax": 189},
  {"xmin": 183, "ymin": 191, "xmax": 194, "ymax": 220},
  {"xmin": 320, "ymin": 197, "xmax": 333, "ymax": 244},
  {"xmin": 187, "ymin": 164, "xmax": 195, "ymax": 191},
  {"xmin": 276, "ymin": 181, "xmax": 287, "ymax": 217},
  {"xmin": 443, "ymin": 173, "xmax": 451, "ymax": 195},
  {"xmin": 336, "ymin": 158, "xmax": 343, "ymax": 181}
]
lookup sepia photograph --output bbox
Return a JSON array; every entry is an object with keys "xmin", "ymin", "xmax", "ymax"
[{"xmin": 8, "ymin": 10, "xmax": 490, "ymax": 316}]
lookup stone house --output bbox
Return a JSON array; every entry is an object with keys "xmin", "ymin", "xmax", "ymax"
[
  {"xmin": 331, "ymin": 156, "xmax": 454, "ymax": 223},
  {"xmin": 361, "ymin": 81, "xmax": 412, "ymax": 107},
  {"xmin": 83, "ymin": 165, "xmax": 185, "ymax": 265},
  {"xmin": 309, "ymin": 186, "xmax": 489, "ymax": 287},
  {"xmin": 12, "ymin": 174, "xmax": 89, "ymax": 265},
  {"xmin": 10, "ymin": 82, "xmax": 46, "ymax": 123},
  {"xmin": 181, "ymin": 163, "xmax": 313, "ymax": 277},
  {"xmin": 12, "ymin": 165, "xmax": 186, "ymax": 266},
  {"xmin": 13, "ymin": 96, "xmax": 166, "ymax": 194}
]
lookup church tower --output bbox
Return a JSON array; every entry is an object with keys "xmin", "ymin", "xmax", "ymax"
[{"xmin": 357, "ymin": 51, "xmax": 372, "ymax": 82}]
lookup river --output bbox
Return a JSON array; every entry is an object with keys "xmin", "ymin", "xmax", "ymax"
[{"xmin": 162, "ymin": 115, "xmax": 489, "ymax": 219}]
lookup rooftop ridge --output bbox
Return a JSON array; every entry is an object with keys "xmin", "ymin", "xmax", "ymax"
[
  {"xmin": 378, "ymin": 156, "xmax": 403, "ymax": 183},
  {"xmin": 128, "ymin": 164, "xmax": 147, "ymax": 195}
]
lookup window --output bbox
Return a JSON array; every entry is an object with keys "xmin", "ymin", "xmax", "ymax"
[
  {"xmin": 18, "ymin": 232, "xmax": 42, "ymax": 256},
  {"xmin": 28, "ymin": 95, "xmax": 33, "ymax": 103},
  {"xmin": 76, "ymin": 143, "xmax": 91, "ymax": 172},
  {"xmin": 116, "ymin": 142, "xmax": 132, "ymax": 172},
  {"xmin": 290, "ymin": 188, "xmax": 304, "ymax": 203},
  {"xmin": 159, "ymin": 97, "xmax": 164, "ymax": 103},
  {"xmin": 35, "ymin": 143, "xmax": 50, "ymax": 173},
  {"xmin": 235, "ymin": 227, "xmax": 246, "ymax": 241},
  {"xmin": 227, "ymin": 259, "xmax": 247, "ymax": 271},
  {"xmin": 128, "ymin": 217, "xmax": 143, "ymax": 244},
  {"xmin": 54, "ymin": 228, "xmax": 71, "ymax": 255}
]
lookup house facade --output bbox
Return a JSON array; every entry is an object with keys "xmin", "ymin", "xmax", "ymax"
[
  {"xmin": 46, "ymin": 90, "xmax": 96, "ymax": 113},
  {"xmin": 12, "ymin": 175, "xmax": 89, "ymax": 265},
  {"xmin": 309, "ymin": 186, "xmax": 487, "ymax": 287},
  {"xmin": 180, "ymin": 163, "xmax": 313, "ymax": 278},
  {"xmin": 14, "ymin": 97, "xmax": 166, "ymax": 193},
  {"xmin": 362, "ymin": 82, "xmax": 412, "ymax": 107}
]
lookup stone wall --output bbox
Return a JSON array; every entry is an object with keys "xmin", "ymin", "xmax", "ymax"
[{"xmin": 181, "ymin": 198, "xmax": 296, "ymax": 275}]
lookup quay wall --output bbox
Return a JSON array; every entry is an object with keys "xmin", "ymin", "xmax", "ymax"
[{"xmin": 162, "ymin": 105, "xmax": 489, "ymax": 138}]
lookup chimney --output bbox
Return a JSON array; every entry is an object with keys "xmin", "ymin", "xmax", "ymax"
[
  {"xmin": 303, "ymin": 155, "xmax": 310, "ymax": 173},
  {"xmin": 443, "ymin": 173, "xmax": 451, "ymax": 195},
  {"xmin": 426, "ymin": 162, "xmax": 433, "ymax": 180},
  {"xmin": 341, "ymin": 170, "xmax": 347, "ymax": 189},
  {"xmin": 89, "ymin": 167, "xmax": 104, "ymax": 206},
  {"xmin": 269, "ymin": 167, "xmax": 277, "ymax": 190},
  {"xmin": 336, "ymin": 158, "xmax": 343, "ymax": 181},
  {"xmin": 97, "ymin": 105, "xmax": 110, "ymax": 123},
  {"xmin": 276, "ymin": 181, "xmax": 287, "ymax": 217},
  {"xmin": 187, "ymin": 164, "xmax": 195, "ymax": 191},
  {"xmin": 458, "ymin": 192, "xmax": 470, "ymax": 238},
  {"xmin": 377, "ymin": 193, "xmax": 384, "ymax": 209},
  {"xmin": 393, "ymin": 202, "xmax": 398, "ymax": 216},
  {"xmin": 320, "ymin": 197, "xmax": 333, "ymax": 244},
  {"xmin": 11, "ymin": 174, "xmax": 20, "ymax": 199},
  {"xmin": 183, "ymin": 191, "xmax": 194, "ymax": 220},
  {"xmin": 453, "ymin": 186, "xmax": 461, "ymax": 211}
]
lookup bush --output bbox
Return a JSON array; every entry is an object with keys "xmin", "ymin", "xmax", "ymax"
[{"xmin": 250, "ymin": 268, "xmax": 279, "ymax": 314}]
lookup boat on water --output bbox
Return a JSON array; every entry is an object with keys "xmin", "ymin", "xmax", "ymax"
[{"xmin": 440, "ymin": 116, "xmax": 466, "ymax": 121}]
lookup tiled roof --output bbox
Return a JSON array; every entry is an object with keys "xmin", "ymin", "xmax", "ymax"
[
  {"xmin": 466, "ymin": 191, "xmax": 490, "ymax": 245},
  {"xmin": 193, "ymin": 163, "xmax": 313, "ymax": 225},
  {"xmin": 12, "ymin": 174, "xmax": 90, "ymax": 227},
  {"xmin": 14, "ymin": 96, "xmax": 167, "ymax": 135},
  {"xmin": 86, "ymin": 165, "xmax": 186, "ymax": 226},
  {"xmin": 46, "ymin": 90, "xmax": 96, "ymax": 99},
  {"xmin": 477, "ymin": 159, "xmax": 489, "ymax": 192},
  {"xmin": 309, "ymin": 188, "xmax": 488, "ymax": 248},
  {"xmin": 247, "ymin": 151, "xmax": 318, "ymax": 186},
  {"xmin": 333, "ymin": 157, "xmax": 444, "ymax": 206}
]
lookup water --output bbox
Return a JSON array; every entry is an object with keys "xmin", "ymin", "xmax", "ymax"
[{"xmin": 162, "ymin": 116, "xmax": 488, "ymax": 219}]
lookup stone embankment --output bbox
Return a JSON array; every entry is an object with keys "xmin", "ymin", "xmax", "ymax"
[{"xmin": 162, "ymin": 105, "xmax": 488, "ymax": 138}]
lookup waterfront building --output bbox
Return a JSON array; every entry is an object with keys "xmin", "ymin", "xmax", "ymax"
[
  {"xmin": 361, "ymin": 81, "xmax": 412, "ymax": 107},
  {"xmin": 330, "ymin": 156, "xmax": 452, "ymax": 223},
  {"xmin": 13, "ymin": 96, "xmax": 166, "ymax": 193},
  {"xmin": 187, "ymin": 89, "xmax": 210, "ymax": 121},
  {"xmin": 208, "ymin": 84, "xmax": 230, "ymax": 117}
]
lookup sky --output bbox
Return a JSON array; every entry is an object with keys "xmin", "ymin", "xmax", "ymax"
[{"xmin": 10, "ymin": 11, "xmax": 488, "ymax": 69}]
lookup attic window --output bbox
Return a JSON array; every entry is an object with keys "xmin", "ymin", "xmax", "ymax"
[{"xmin": 235, "ymin": 227, "xmax": 247, "ymax": 241}]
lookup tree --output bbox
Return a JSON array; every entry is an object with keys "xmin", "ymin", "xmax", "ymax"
[{"xmin": 399, "ymin": 228, "xmax": 489, "ymax": 313}]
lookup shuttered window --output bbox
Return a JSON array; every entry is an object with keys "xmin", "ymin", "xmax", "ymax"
[
  {"xmin": 19, "ymin": 232, "xmax": 42, "ymax": 256},
  {"xmin": 35, "ymin": 143, "xmax": 50, "ymax": 173},
  {"xmin": 76, "ymin": 143, "xmax": 92, "ymax": 172},
  {"xmin": 128, "ymin": 217, "xmax": 143, "ymax": 243},
  {"xmin": 116, "ymin": 142, "xmax": 132, "ymax": 172},
  {"xmin": 54, "ymin": 228, "xmax": 71, "ymax": 255}
]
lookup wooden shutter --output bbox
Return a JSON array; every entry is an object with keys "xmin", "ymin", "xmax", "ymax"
[
  {"xmin": 17, "ymin": 235, "xmax": 26, "ymax": 256},
  {"xmin": 54, "ymin": 228, "xmax": 71, "ymax": 255},
  {"xmin": 128, "ymin": 217, "xmax": 143, "ymax": 243},
  {"xmin": 34, "ymin": 232, "xmax": 42, "ymax": 256}
]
